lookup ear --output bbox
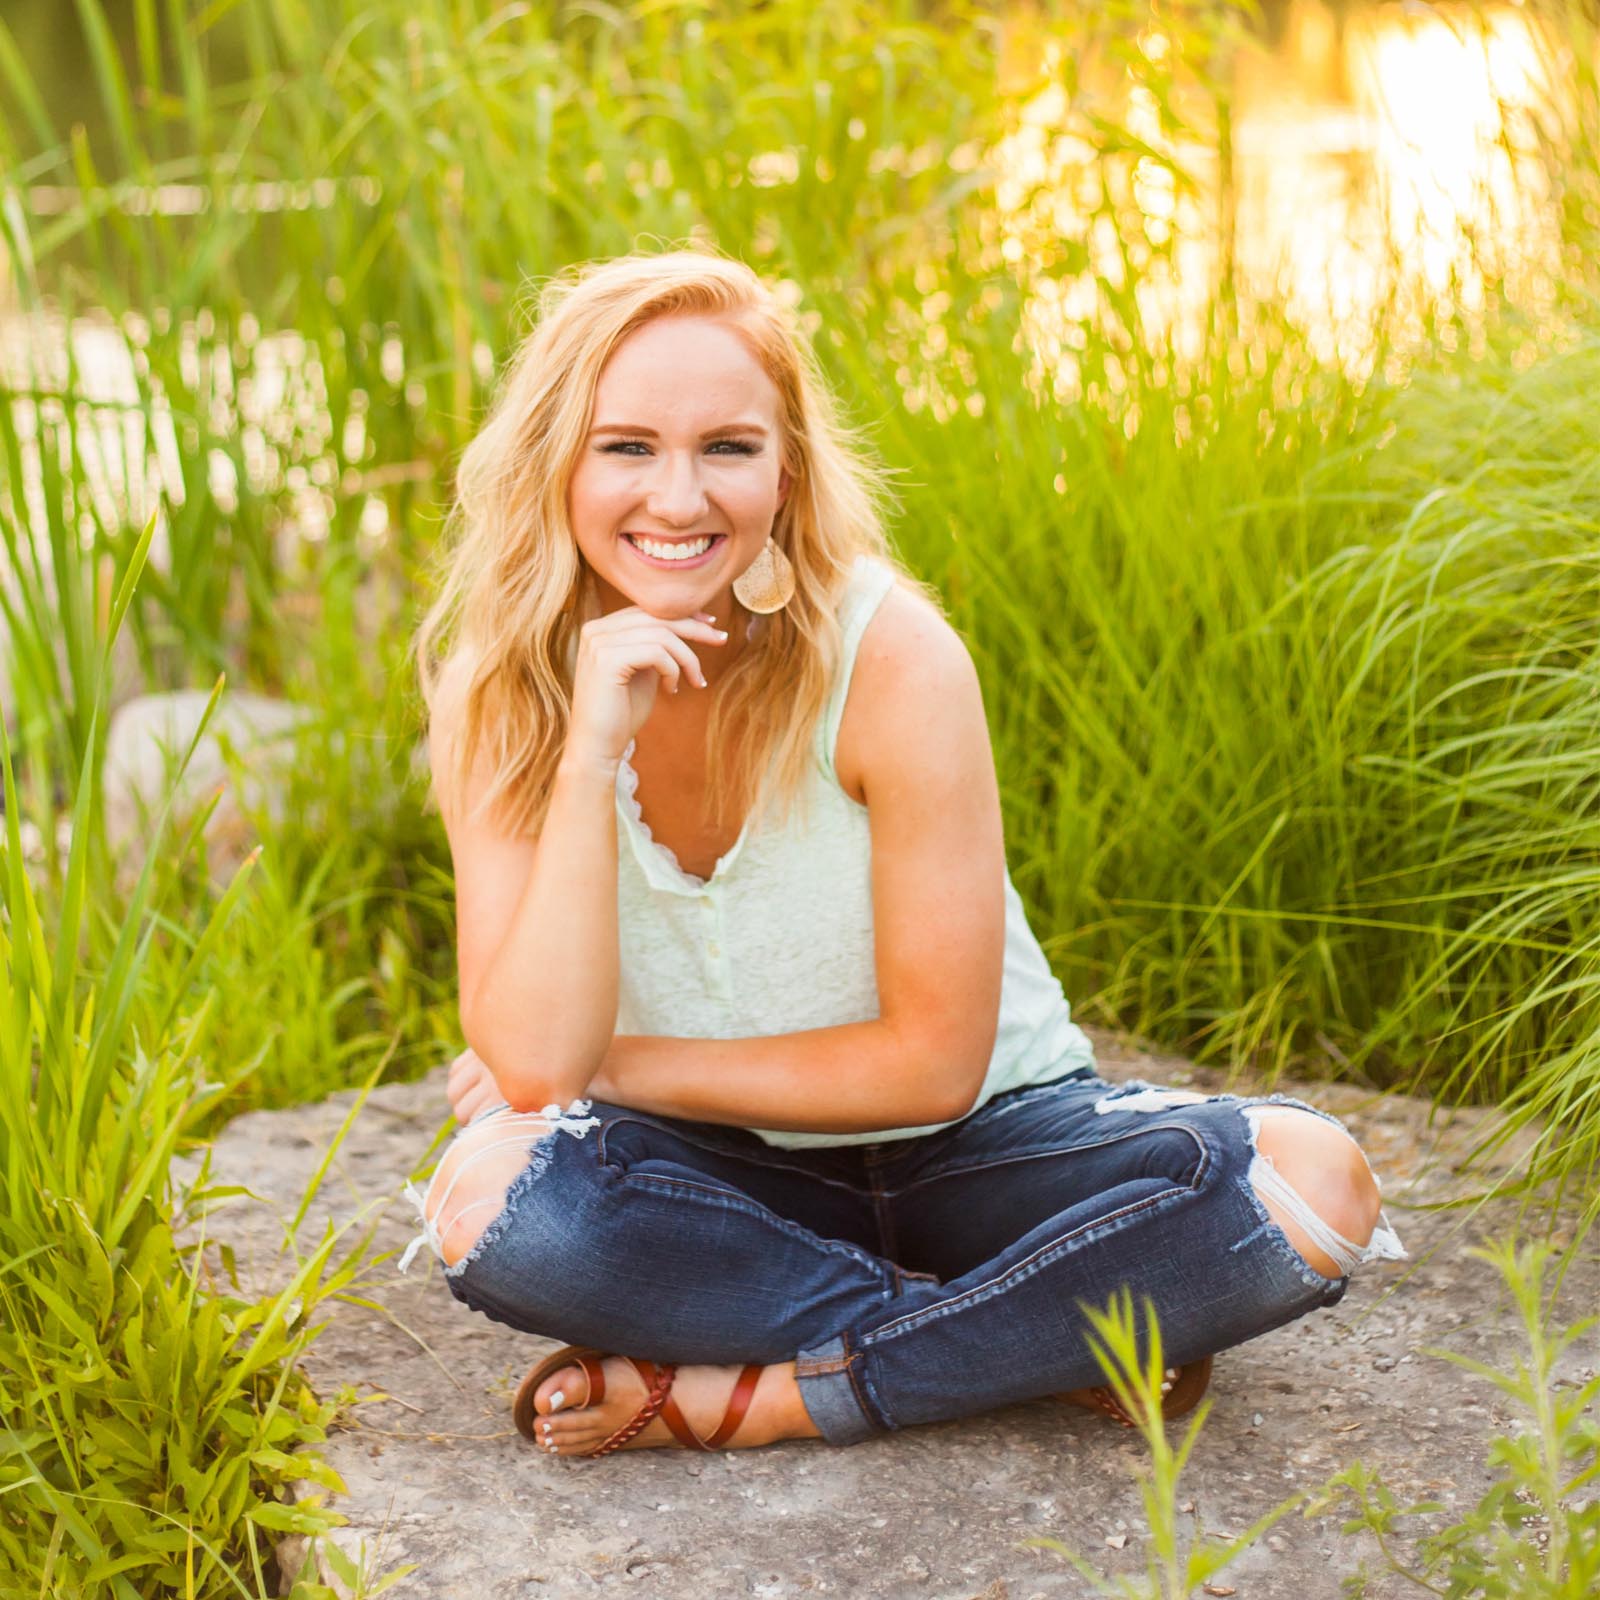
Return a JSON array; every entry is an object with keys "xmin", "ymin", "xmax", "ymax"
[{"xmin": 777, "ymin": 467, "xmax": 792, "ymax": 505}]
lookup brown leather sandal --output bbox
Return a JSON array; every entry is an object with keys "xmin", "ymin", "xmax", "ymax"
[
  {"xmin": 513, "ymin": 1343, "xmax": 766, "ymax": 1457},
  {"xmin": 1053, "ymin": 1352, "xmax": 1213, "ymax": 1430}
]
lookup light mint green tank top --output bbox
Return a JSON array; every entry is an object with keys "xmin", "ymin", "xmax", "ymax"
[{"xmin": 612, "ymin": 553, "xmax": 1096, "ymax": 1147}]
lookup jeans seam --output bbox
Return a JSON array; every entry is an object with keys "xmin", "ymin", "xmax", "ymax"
[
  {"xmin": 839, "ymin": 1334, "xmax": 888, "ymax": 1432},
  {"xmin": 867, "ymin": 1165, "xmax": 898, "ymax": 1263},
  {"xmin": 613, "ymin": 1168, "xmax": 896, "ymax": 1279},
  {"xmin": 880, "ymin": 1121, "xmax": 1204, "ymax": 1199},
  {"xmin": 795, "ymin": 1354, "xmax": 852, "ymax": 1376},
  {"xmin": 862, "ymin": 1123, "xmax": 1213, "ymax": 1344}
]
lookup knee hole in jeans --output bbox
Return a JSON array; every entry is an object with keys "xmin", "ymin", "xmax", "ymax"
[
  {"xmin": 1246, "ymin": 1106, "xmax": 1384, "ymax": 1280},
  {"xmin": 423, "ymin": 1111, "xmax": 558, "ymax": 1268}
]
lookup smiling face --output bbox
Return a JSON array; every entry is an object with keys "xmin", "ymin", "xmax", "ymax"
[{"xmin": 568, "ymin": 313, "xmax": 791, "ymax": 626}]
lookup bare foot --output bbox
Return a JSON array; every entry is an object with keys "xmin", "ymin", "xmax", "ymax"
[{"xmin": 527, "ymin": 1355, "xmax": 821, "ymax": 1456}]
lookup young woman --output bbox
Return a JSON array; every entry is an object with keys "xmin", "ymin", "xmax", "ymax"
[{"xmin": 402, "ymin": 248, "xmax": 1405, "ymax": 1460}]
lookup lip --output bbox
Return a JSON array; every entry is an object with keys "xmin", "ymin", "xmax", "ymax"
[{"xmin": 622, "ymin": 533, "xmax": 727, "ymax": 571}]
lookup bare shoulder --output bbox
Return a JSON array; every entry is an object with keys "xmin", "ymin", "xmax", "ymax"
[{"xmin": 833, "ymin": 582, "xmax": 986, "ymax": 805}]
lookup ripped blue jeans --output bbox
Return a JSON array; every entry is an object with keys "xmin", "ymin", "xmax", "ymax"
[{"xmin": 400, "ymin": 1070, "xmax": 1405, "ymax": 1445}]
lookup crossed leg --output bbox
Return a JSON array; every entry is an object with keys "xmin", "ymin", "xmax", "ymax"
[
  {"xmin": 418, "ymin": 1088, "xmax": 1395, "ymax": 1454},
  {"xmin": 1248, "ymin": 1104, "xmax": 1386, "ymax": 1279},
  {"xmin": 417, "ymin": 1104, "xmax": 823, "ymax": 1454}
]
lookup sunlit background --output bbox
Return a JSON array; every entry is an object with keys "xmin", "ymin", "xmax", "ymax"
[{"xmin": 3, "ymin": 5, "xmax": 1599, "ymax": 1587}]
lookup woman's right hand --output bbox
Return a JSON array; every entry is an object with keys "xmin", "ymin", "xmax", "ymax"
[
  {"xmin": 447, "ymin": 1046, "xmax": 507, "ymax": 1125},
  {"xmin": 565, "ymin": 606, "xmax": 728, "ymax": 767}
]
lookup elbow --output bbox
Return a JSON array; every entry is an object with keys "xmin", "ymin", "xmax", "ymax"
[
  {"xmin": 929, "ymin": 1020, "xmax": 997, "ymax": 1124},
  {"xmin": 932, "ymin": 1055, "xmax": 991, "ymax": 1123},
  {"xmin": 936, "ymin": 1077, "xmax": 985, "ymax": 1124},
  {"xmin": 460, "ymin": 1009, "xmax": 573, "ymax": 1114},
  {"xmin": 891, "ymin": 1015, "xmax": 992, "ymax": 1125}
]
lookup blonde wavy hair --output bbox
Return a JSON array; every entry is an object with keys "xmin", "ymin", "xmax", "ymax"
[{"xmin": 413, "ymin": 245, "xmax": 941, "ymax": 841}]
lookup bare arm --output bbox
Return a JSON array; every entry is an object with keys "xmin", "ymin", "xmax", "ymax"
[
  {"xmin": 437, "ymin": 606, "xmax": 725, "ymax": 1112},
  {"xmin": 587, "ymin": 590, "xmax": 1006, "ymax": 1131},
  {"xmin": 460, "ymin": 752, "xmax": 622, "ymax": 1109},
  {"xmin": 588, "ymin": 1021, "xmax": 977, "ymax": 1131}
]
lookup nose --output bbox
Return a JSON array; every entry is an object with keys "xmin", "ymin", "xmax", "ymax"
[{"xmin": 643, "ymin": 449, "xmax": 709, "ymax": 527}]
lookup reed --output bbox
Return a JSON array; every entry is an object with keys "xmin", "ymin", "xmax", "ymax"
[
  {"xmin": 0, "ymin": 518, "xmax": 375, "ymax": 1596},
  {"xmin": 3, "ymin": 0, "xmax": 1597, "ymax": 1156},
  {"xmin": 1, "ymin": 5, "xmax": 1599, "ymax": 1584}
]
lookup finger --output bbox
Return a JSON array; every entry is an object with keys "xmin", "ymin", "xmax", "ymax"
[
  {"xmin": 454, "ymin": 1090, "xmax": 489, "ymax": 1126},
  {"xmin": 591, "ymin": 613, "xmax": 727, "ymax": 644},
  {"xmin": 601, "ymin": 639, "xmax": 694, "ymax": 694},
  {"xmin": 455, "ymin": 1080, "xmax": 502, "ymax": 1124}
]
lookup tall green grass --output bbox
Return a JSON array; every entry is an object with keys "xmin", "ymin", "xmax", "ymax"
[
  {"xmin": 3, "ymin": 1, "xmax": 1598, "ymax": 1178},
  {"xmin": 0, "ymin": 518, "xmax": 374, "ymax": 1597},
  {"xmin": 943, "ymin": 327, "xmax": 1600, "ymax": 1182},
  {"xmin": 2, "ymin": 1, "xmax": 1599, "ymax": 1593}
]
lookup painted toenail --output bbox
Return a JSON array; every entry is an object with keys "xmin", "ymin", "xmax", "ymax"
[{"xmin": 549, "ymin": 1389, "xmax": 566, "ymax": 1412}]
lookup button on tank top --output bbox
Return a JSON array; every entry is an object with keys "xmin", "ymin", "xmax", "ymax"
[{"xmin": 613, "ymin": 552, "xmax": 1097, "ymax": 1148}]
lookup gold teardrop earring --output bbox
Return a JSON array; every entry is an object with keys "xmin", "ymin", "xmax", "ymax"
[{"xmin": 731, "ymin": 535, "xmax": 796, "ymax": 615}]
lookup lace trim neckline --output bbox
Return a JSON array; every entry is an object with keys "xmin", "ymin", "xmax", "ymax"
[{"xmin": 616, "ymin": 738, "xmax": 749, "ymax": 890}]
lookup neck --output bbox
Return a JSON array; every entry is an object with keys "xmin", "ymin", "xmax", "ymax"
[{"xmin": 699, "ymin": 604, "xmax": 756, "ymax": 687}]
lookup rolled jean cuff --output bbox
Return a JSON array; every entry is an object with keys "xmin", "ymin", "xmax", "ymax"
[{"xmin": 793, "ymin": 1334, "xmax": 878, "ymax": 1446}]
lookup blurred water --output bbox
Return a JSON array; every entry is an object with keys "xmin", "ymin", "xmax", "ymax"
[{"xmin": 994, "ymin": 0, "xmax": 1568, "ymax": 393}]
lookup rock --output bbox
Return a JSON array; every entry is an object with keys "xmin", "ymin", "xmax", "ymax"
[
  {"xmin": 104, "ymin": 689, "xmax": 316, "ymax": 888},
  {"xmin": 182, "ymin": 1030, "xmax": 1596, "ymax": 1599}
]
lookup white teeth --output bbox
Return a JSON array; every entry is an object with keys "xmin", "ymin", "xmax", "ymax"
[{"xmin": 630, "ymin": 535, "xmax": 714, "ymax": 561}]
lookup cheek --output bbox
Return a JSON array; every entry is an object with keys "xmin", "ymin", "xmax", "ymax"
[
  {"xmin": 568, "ymin": 464, "xmax": 624, "ymax": 522},
  {"xmin": 727, "ymin": 465, "xmax": 784, "ymax": 517}
]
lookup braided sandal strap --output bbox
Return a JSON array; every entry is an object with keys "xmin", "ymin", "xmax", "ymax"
[
  {"xmin": 1084, "ymin": 1386, "xmax": 1138, "ymax": 1428},
  {"xmin": 1057, "ymin": 1357, "xmax": 1212, "ymax": 1430},
  {"xmin": 586, "ymin": 1360, "xmax": 678, "ymax": 1458}
]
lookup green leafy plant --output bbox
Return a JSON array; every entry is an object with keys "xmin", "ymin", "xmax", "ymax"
[
  {"xmin": 1323, "ymin": 1235, "xmax": 1600, "ymax": 1598},
  {"xmin": 1024, "ymin": 1290, "xmax": 1314, "ymax": 1597},
  {"xmin": 0, "ymin": 516, "xmax": 396, "ymax": 1598}
]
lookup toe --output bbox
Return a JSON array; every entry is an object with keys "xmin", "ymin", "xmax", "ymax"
[{"xmin": 535, "ymin": 1364, "xmax": 585, "ymax": 1416}]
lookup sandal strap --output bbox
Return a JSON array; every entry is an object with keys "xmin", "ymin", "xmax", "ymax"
[
  {"xmin": 587, "ymin": 1359, "xmax": 677, "ymax": 1457},
  {"xmin": 705, "ymin": 1363, "xmax": 764, "ymax": 1448},
  {"xmin": 1054, "ymin": 1355, "xmax": 1214, "ymax": 1430},
  {"xmin": 574, "ymin": 1351, "xmax": 606, "ymax": 1408},
  {"xmin": 656, "ymin": 1361, "xmax": 765, "ymax": 1450},
  {"xmin": 1086, "ymin": 1386, "xmax": 1137, "ymax": 1428}
]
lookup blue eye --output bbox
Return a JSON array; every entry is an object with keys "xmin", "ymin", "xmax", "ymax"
[{"xmin": 597, "ymin": 439, "xmax": 761, "ymax": 456}]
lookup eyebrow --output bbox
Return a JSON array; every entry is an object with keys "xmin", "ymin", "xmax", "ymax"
[{"xmin": 589, "ymin": 422, "xmax": 770, "ymax": 439}]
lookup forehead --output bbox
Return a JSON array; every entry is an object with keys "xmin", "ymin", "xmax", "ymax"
[{"xmin": 592, "ymin": 315, "xmax": 779, "ymax": 424}]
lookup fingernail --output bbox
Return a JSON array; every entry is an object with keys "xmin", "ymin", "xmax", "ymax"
[{"xmin": 549, "ymin": 1390, "xmax": 565, "ymax": 1411}]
